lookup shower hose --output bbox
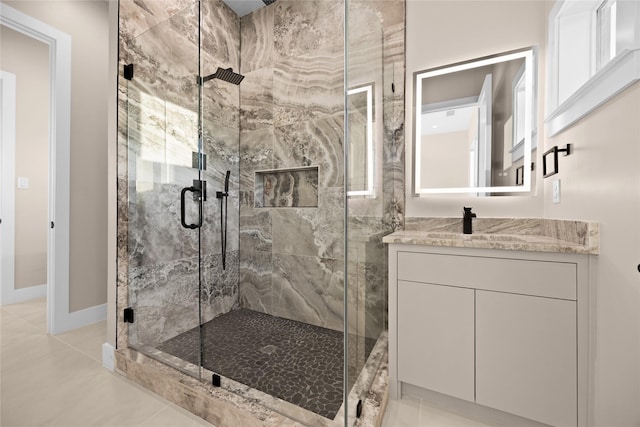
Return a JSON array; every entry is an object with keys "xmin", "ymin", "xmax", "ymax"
[{"xmin": 219, "ymin": 170, "xmax": 230, "ymax": 270}]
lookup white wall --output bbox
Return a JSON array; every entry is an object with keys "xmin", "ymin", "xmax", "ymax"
[
  {"xmin": 545, "ymin": 80, "xmax": 640, "ymax": 427},
  {"xmin": 406, "ymin": 1, "xmax": 640, "ymax": 424},
  {"xmin": 2, "ymin": 0, "xmax": 110, "ymax": 312},
  {"xmin": 0, "ymin": 26, "xmax": 49, "ymax": 290},
  {"xmin": 405, "ymin": 0, "xmax": 547, "ymax": 217},
  {"xmin": 421, "ymin": 131, "xmax": 470, "ymax": 189}
]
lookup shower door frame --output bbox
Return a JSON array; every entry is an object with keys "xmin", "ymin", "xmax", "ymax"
[{"xmin": 121, "ymin": 1, "xmax": 206, "ymax": 381}]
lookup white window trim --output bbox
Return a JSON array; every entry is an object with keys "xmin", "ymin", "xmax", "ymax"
[{"xmin": 546, "ymin": 0, "xmax": 640, "ymax": 137}]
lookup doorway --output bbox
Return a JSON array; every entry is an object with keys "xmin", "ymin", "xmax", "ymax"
[
  {"xmin": 0, "ymin": 4, "xmax": 71, "ymax": 334},
  {"xmin": 0, "ymin": 28, "xmax": 49, "ymax": 309}
]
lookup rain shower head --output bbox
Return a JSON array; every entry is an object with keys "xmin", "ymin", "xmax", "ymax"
[{"xmin": 199, "ymin": 67, "xmax": 245, "ymax": 85}]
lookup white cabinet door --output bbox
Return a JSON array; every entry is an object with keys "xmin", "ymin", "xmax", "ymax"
[
  {"xmin": 398, "ymin": 280, "xmax": 475, "ymax": 402},
  {"xmin": 476, "ymin": 291, "xmax": 577, "ymax": 427}
]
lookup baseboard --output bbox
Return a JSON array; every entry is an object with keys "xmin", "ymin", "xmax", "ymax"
[
  {"xmin": 0, "ymin": 283, "xmax": 47, "ymax": 306},
  {"xmin": 102, "ymin": 342, "xmax": 115, "ymax": 371},
  {"xmin": 52, "ymin": 303, "xmax": 107, "ymax": 334}
]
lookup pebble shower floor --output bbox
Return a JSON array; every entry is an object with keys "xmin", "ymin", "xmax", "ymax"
[{"xmin": 158, "ymin": 308, "xmax": 375, "ymax": 419}]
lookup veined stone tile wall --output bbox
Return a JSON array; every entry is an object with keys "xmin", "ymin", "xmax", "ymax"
[
  {"xmin": 118, "ymin": 0, "xmax": 405, "ymax": 348},
  {"xmin": 237, "ymin": 0, "xmax": 347, "ymax": 332},
  {"xmin": 118, "ymin": 0, "xmax": 242, "ymax": 348}
]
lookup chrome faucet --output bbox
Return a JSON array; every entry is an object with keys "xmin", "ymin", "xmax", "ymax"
[{"xmin": 463, "ymin": 207, "xmax": 476, "ymax": 234}]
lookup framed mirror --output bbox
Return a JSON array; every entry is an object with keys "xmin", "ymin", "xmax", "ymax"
[{"xmin": 413, "ymin": 48, "xmax": 536, "ymax": 195}]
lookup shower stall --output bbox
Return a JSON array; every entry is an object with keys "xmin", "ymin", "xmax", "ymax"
[{"xmin": 116, "ymin": 0, "xmax": 405, "ymax": 425}]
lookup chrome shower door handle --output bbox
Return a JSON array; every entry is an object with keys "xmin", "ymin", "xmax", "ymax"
[{"xmin": 180, "ymin": 186, "xmax": 202, "ymax": 229}]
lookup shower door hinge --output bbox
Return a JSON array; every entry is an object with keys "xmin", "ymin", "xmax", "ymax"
[
  {"xmin": 193, "ymin": 179, "xmax": 207, "ymax": 202},
  {"xmin": 123, "ymin": 307, "xmax": 134, "ymax": 323},
  {"xmin": 192, "ymin": 151, "xmax": 207, "ymax": 170},
  {"xmin": 212, "ymin": 374, "xmax": 221, "ymax": 387},
  {"xmin": 356, "ymin": 399, "xmax": 363, "ymax": 418},
  {"xmin": 124, "ymin": 64, "xmax": 134, "ymax": 81}
]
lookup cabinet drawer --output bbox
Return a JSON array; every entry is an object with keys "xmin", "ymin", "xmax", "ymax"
[{"xmin": 397, "ymin": 251, "xmax": 576, "ymax": 300}]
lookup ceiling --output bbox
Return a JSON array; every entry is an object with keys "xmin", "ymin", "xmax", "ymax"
[
  {"xmin": 421, "ymin": 105, "xmax": 477, "ymax": 136},
  {"xmin": 223, "ymin": 0, "xmax": 267, "ymax": 17}
]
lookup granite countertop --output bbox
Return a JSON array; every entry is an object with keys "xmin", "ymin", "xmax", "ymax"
[{"xmin": 382, "ymin": 218, "xmax": 599, "ymax": 255}]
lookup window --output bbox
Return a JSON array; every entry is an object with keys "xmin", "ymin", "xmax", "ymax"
[
  {"xmin": 597, "ymin": 0, "xmax": 618, "ymax": 68},
  {"xmin": 546, "ymin": 0, "xmax": 640, "ymax": 136}
]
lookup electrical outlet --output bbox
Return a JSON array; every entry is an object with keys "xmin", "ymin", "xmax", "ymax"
[
  {"xmin": 552, "ymin": 179, "xmax": 561, "ymax": 204},
  {"xmin": 17, "ymin": 177, "xmax": 29, "ymax": 189}
]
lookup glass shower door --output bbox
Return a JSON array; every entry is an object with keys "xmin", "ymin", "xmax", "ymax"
[{"xmin": 124, "ymin": 3, "xmax": 204, "ymax": 377}]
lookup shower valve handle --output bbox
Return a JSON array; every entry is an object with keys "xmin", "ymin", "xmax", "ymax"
[{"xmin": 180, "ymin": 186, "xmax": 202, "ymax": 229}]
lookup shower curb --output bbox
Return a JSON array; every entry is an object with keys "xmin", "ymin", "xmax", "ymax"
[{"xmin": 114, "ymin": 346, "xmax": 388, "ymax": 427}]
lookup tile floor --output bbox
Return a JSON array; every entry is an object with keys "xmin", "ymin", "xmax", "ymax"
[
  {"xmin": 1, "ymin": 298, "xmax": 490, "ymax": 427},
  {"xmin": 382, "ymin": 395, "xmax": 494, "ymax": 427},
  {"xmin": 0, "ymin": 298, "xmax": 214, "ymax": 427}
]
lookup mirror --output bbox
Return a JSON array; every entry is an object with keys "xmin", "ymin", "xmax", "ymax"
[
  {"xmin": 347, "ymin": 84, "xmax": 374, "ymax": 197},
  {"xmin": 414, "ymin": 48, "xmax": 536, "ymax": 195}
]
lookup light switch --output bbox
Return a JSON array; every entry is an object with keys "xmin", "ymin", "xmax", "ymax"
[
  {"xmin": 552, "ymin": 179, "xmax": 561, "ymax": 204},
  {"xmin": 17, "ymin": 177, "xmax": 29, "ymax": 189}
]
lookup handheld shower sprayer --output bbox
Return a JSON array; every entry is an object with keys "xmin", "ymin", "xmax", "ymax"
[{"xmin": 217, "ymin": 171, "xmax": 231, "ymax": 270}]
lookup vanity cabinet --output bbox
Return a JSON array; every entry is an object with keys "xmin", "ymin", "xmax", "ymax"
[
  {"xmin": 388, "ymin": 244, "xmax": 594, "ymax": 427},
  {"xmin": 398, "ymin": 280, "xmax": 475, "ymax": 402},
  {"xmin": 476, "ymin": 290, "xmax": 577, "ymax": 427}
]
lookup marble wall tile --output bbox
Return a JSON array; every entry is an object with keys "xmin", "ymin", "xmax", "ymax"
[
  {"xmin": 122, "ymin": 4, "xmax": 200, "ymax": 113},
  {"xmin": 240, "ymin": 67, "xmax": 274, "ymax": 131},
  {"xmin": 240, "ymin": 127, "xmax": 275, "ymax": 192},
  {"xmin": 201, "ymin": 76, "xmax": 241, "ymax": 125},
  {"xmin": 239, "ymin": 198, "xmax": 273, "ymax": 252},
  {"xmin": 119, "ymin": 5, "xmax": 405, "ymax": 420},
  {"xmin": 119, "ymin": 0, "xmax": 196, "ymax": 38},
  {"xmin": 272, "ymin": 57, "xmax": 344, "ymax": 128},
  {"xmin": 240, "ymin": 3, "xmax": 275, "ymax": 74},
  {"xmin": 128, "ymin": 256, "xmax": 201, "ymax": 347},
  {"xmin": 346, "ymin": 217, "xmax": 388, "ymax": 340},
  {"xmin": 271, "ymin": 187, "xmax": 344, "ymax": 260},
  {"xmin": 239, "ymin": 67, "xmax": 274, "ymax": 191},
  {"xmin": 201, "ymin": 0, "xmax": 240, "ymax": 69},
  {"xmin": 273, "ymin": 0, "xmax": 344, "ymax": 60},
  {"xmin": 119, "ymin": 0, "xmax": 195, "ymax": 37},
  {"xmin": 128, "ymin": 181, "xmax": 200, "ymax": 269},
  {"xmin": 239, "ymin": 249, "xmax": 273, "ymax": 315},
  {"xmin": 382, "ymin": 22, "xmax": 406, "ymax": 232},
  {"xmin": 200, "ymin": 189, "xmax": 240, "ymax": 255},
  {"xmin": 202, "ymin": 121, "xmax": 240, "ymax": 180},
  {"xmin": 201, "ymin": 251, "xmax": 240, "ymax": 324},
  {"xmin": 271, "ymin": 0, "xmax": 344, "ymax": 127},
  {"xmin": 119, "ymin": 0, "xmax": 243, "ymax": 353},
  {"xmin": 272, "ymin": 254, "xmax": 344, "ymax": 332},
  {"xmin": 273, "ymin": 117, "xmax": 344, "ymax": 188}
]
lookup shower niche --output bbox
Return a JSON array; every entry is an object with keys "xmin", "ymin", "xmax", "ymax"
[
  {"xmin": 116, "ymin": 0, "xmax": 403, "ymax": 426},
  {"xmin": 254, "ymin": 166, "xmax": 319, "ymax": 208}
]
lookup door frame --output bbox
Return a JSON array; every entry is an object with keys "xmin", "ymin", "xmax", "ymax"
[{"xmin": 0, "ymin": 4, "xmax": 71, "ymax": 334}]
